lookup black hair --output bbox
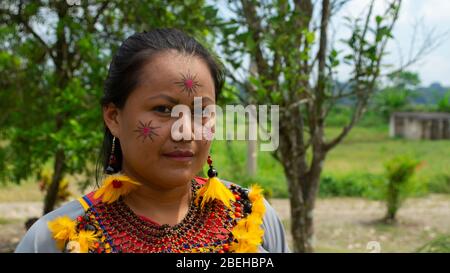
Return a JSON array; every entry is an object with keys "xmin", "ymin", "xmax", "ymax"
[{"xmin": 96, "ymin": 28, "xmax": 225, "ymax": 184}]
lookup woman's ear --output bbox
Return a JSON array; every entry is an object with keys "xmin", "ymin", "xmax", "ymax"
[{"xmin": 103, "ymin": 103, "xmax": 121, "ymax": 137}]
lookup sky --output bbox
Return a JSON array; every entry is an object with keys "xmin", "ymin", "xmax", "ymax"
[{"xmin": 334, "ymin": 0, "xmax": 450, "ymax": 87}]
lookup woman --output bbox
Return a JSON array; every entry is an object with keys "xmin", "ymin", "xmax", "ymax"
[{"xmin": 15, "ymin": 28, "xmax": 289, "ymax": 253}]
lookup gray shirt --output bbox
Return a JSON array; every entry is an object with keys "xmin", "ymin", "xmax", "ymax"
[{"xmin": 15, "ymin": 184, "xmax": 290, "ymax": 253}]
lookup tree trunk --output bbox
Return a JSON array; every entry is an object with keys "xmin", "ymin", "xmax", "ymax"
[
  {"xmin": 278, "ymin": 117, "xmax": 326, "ymax": 252},
  {"xmin": 42, "ymin": 3, "xmax": 69, "ymax": 216},
  {"xmin": 385, "ymin": 182, "xmax": 398, "ymax": 222},
  {"xmin": 285, "ymin": 165, "xmax": 324, "ymax": 253},
  {"xmin": 288, "ymin": 180, "xmax": 315, "ymax": 253},
  {"xmin": 43, "ymin": 149, "xmax": 65, "ymax": 214}
]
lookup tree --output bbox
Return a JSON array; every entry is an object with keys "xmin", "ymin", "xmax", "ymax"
[
  {"xmin": 217, "ymin": 0, "xmax": 416, "ymax": 252},
  {"xmin": 437, "ymin": 91, "xmax": 450, "ymax": 112},
  {"xmin": 0, "ymin": 0, "xmax": 221, "ymax": 215},
  {"xmin": 375, "ymin": 71, "xmax": 421, "ymax": 120}
]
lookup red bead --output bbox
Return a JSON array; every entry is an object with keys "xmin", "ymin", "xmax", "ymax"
[
  {"xmin": 235, "ymin": 212, "xmax": 241, "ymax": 218},
  {"xmin": 77, "ymin": 216, "xmax": 83, "ymax": 222},
  {"xmin": 112, "ymin": 180, "xmax": 122, "ymax": 188},
  {"xmin": 210, "ymin": 227, "xmax": 219, "ymax": 233},
  {"xmin": 218, "ymin": 250, "xmax": 224, "ymax": 253},
  {"xmin": 234, "ymin": 194, "xmax": 241, "ymax": 201},
  {"xmin": 219, "ymin": 227, "xmax": 228, "ymax": 233},
  {"xmin": 235, "ymin": 207, "xmax": 241, "ymax": 212},
  {"xmin": 223, "ymin": 244, "xmax": 229, "ymax": 251}
]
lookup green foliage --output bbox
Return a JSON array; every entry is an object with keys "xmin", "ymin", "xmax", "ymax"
[
  {"xmin": 417, "ymin": 234, "xmax": 450, "ymax": 253},
  {"xmin": 0, "ymin": 1, "xmax": 222, "ymax": 190},
  {"xmin": 374, "ymin": 71, "xmax": 421, "ymax": 121},
  {"xmin": 218, "ymin": 83, "xmax": 242, "ymax": 105},
  {"xmin": 325, "ymin": 106, "xmax": 385, "ymax": 128},
  {"xmin": 428, "ymin": 174, "xmax": 450, "ymax": 194},
  {"xmin": 209, "ymin": 138, "xmax": 289, "ymax": 198},
  {"xmin": 319, "ymin": 173, "xmax": 384, "ymax": 200},
  {"xmin": 383, "ymin": 155, "xmax": 422, "ymax": 221},
  {"xmin": 385, "ymin": 156, "xmax": 420, "ymax": 184},
  {"xmin": 437, "ymin": 91, "xmax": 450, "ymax": 112},
  {"xmin": 341, "ymin": 9, "xmax": 396, "ymax": 68}
]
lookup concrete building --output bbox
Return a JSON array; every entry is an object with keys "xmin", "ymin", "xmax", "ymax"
[{"xmin": 389, "ymin": 112, "xmax": 450, "ymax": 140}]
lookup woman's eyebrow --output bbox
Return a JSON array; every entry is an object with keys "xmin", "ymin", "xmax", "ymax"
[
  {"xmin": 147, "ymin": 94, "xmax": 179, "ymax": 104},
  {"xmin": 190, "ymin": 97, "xmax": 214, "ymax": 105}
]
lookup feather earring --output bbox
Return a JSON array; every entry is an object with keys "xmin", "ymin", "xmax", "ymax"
[{"xmin": 195, "ymin": 155, "xmax": 235, "ymax": 209}]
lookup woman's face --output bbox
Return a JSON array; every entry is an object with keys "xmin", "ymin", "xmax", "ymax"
[{"xmin": 104, "ymin": 50, "xmax": 215, "ymax": 189}]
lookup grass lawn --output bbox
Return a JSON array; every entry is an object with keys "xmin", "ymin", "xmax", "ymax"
[{"xmin": 325, "ymin": 126, "xmax": 450, "ymax": 179}]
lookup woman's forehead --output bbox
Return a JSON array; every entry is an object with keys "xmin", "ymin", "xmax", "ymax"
[{"xmin": 135, "ymin": 51, "xmax": 215, "ymax": 100}]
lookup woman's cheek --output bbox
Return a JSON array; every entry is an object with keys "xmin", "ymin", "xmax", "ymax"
[
  {"xmin": 123, "ymin": 118, "xmax": 165, "ymax": 158},
  {"xmin": 196, "ymin": 140, "xmax": 211, "ymax": 163},
  {"xmin": 131, "ymin": 118, "xmax": 163, "ymax": 144}
]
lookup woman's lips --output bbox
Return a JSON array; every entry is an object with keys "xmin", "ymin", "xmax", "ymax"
[{"xmin": 162, "ymin": 150, "xmax": 194, "ymax": 162}]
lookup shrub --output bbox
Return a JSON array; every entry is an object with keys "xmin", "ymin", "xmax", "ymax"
[
  {"xmin": 428, "ymin": 174, "xmax": 450, "ymax": 194},
  {"xmin": 319, "ymin": 173, "xmax": 384, "ymax": 200},
  {"xmin": 382, "ymin": 155, "xmax": 421, "ymax": 222}
]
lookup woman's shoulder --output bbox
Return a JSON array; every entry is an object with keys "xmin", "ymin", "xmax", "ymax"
[
  {"xmin": 14, "ymin": 199, "xmax": 85, "ymax": 253},
  {"xmin": 196, "ymin": 176, "xmax": 290, "ymax": 253}
]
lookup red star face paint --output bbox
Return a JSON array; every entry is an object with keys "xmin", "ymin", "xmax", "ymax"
[
  {"xmin": 134, "ymin": 120, "xmax": 161, "ymax": 142},
  {"xmin": 174, "ymin": 71, "xmax": 202, "ymax": 96}
]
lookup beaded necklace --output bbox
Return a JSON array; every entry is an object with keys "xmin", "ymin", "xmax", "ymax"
[{"xmin": 48, "ymin": 176, "xmax": 265, "ymax": 253}]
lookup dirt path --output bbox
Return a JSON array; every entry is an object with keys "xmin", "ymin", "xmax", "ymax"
[
  {"xmin": 0, "ymin": 202, "xmax": 42, "ymax": 252},
  {"xmin": 270, "ymin": 194, "xmax": 450, "ymax": 252},
  {"xmin": 0, "ymin": 202, "xmax": 42, "ymax": 220},
  {"xmin": 1, "ymin": 195, "xmax": 449, "ymax": 253}
]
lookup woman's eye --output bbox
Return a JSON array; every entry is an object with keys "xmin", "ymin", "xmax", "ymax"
[
  {"xmin": 193, "ymin": 108, "xmax": 209, "ymax": 118},
  {"xmin": 153, "ymin": 105, "xmax": 172, "ymax": 114}
]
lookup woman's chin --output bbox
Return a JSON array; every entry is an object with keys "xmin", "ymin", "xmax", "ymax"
[{"xmin": 157, "ymin": 169, "xmax": 196, "ymax": 184}]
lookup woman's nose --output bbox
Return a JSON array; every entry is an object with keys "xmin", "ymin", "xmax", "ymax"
[{"xmin": 170, "ymin": 113, "xmax": 196, "ymax": 142}]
